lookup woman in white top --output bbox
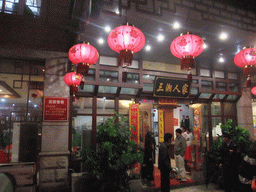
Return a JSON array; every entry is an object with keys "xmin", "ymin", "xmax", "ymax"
[{"xmin": 184, "ymin": 129, "xmax": 193, "ymax": 165}]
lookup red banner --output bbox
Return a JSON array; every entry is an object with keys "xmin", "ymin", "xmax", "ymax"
[
  {"xmin": 129, "ymin": 103, "xmax": 140, "ymax": 143},
  {"xmin": 43, "ymin": 97, "xmax": 69, "ymax": 121},
  {"xmin": 193, "ymin": 107, "xmax": 202, "ymax": 141}
]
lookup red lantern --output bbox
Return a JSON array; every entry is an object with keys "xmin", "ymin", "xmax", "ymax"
[
  {"xmin": 251, "ymin": 86, "xmax": 256, "ymax": 95},
  {"xmin": 64, "ymin": 72, "xmax": 84, "ymax": 99},
  {"xmin": 171, "ymin": 33, "xmax": 204, "ymax": 83},
  {"xmin": 108, "ymin": 24, "xmax": 145, "ymax": 68},
  {"xmin": 31, "ymin": 93, "xmax": 37, "ymax": 98},
  {"xmin": 234, "ymin": 47, "xmax": 256, "ymax": 87},
  {"xmin": 68, "ymin": 43, "xmax": 99, "ymax": 76}
]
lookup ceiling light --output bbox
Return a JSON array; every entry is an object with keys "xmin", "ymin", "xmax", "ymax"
[
  {"xmin": 115, "ymin": 9, "xmax": 120, "ymax": 14},
  {"xmin": 219, "ymin": 32, "xmax": 228, "ymax": 40},
  {"xmin": 0, "ymin": 89, "xmax": 2, "ymax": 92},
  {"xmin": 98, "ymin": 38, "xmax": 104, "ymax": 44},
  {"xmin": 1, "ymin": 98, "xmax": 5, "ymax": 102},
  {"xmin": 203, "ymin": 43, "xmax": 208, "ymax": 49},
  {"xmin": 34, "ymin": 104, "xmax": 37, "ymax": 108},
  {"xmin": 157, "ymin": 34, "xmax": 164, "ymax": 41},
  {"xmin": 13, "ymin": 104, "xmax": 15, "ymax": 106},
  {"xmin": 219, "ymin": 57, "xmax": 225, "ymax": 63},
  {"xmin": 105, "ymin": 26, "xmax": 111, "ymax": 32},
  {"xmin": 145, "ymin": 45, "xmax": 151, "ymax": 51},
  {"xmin": 173, "ymin": 22, "xmax": 180, "ymax": 29}
]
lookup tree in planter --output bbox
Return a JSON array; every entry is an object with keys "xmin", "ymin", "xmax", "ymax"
[
  {"xmin": 206, "ymin": 119, "xmax": 253, "ymax": 186},
  {"xmin": 79, "ymin": 112, "xmax": 143, "ymax": 192}
]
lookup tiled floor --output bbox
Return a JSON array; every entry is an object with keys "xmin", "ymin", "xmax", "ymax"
[{"xmin": 169, "ymin": 183, "xmax": 224, "ymax": 192}]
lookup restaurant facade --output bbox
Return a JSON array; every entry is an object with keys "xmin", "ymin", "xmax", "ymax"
[{"xmin": 0, "ymin": 0, "xmax": 256, "ymax": 191}]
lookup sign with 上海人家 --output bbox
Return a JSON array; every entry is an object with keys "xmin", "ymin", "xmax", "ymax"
[{"xmin": 153, "ymin": 77, "xmax": 190, "ymax": 97}]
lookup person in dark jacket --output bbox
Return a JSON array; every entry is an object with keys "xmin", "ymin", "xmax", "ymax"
[
  {"xmin": 158, "ymin": 133, "xmax": 173, "ymax": 192},
  {"xmin": 141, "ymin": 131, "xmax": 156, "ymax": 186},
  {"xmin": 238, "ymin": 141, "xmax": 256, "ymax": 192},
  {"xmin": 219, "ymin": 132, "xmax": 242, "ymax": 192}
]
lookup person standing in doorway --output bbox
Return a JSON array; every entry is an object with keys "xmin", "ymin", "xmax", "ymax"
[
  {"xmin": 185, "ymin": 116, "xmax": 190, "ymax": 130},
  {"xmin": 184, "ymin": 128, "xmax": 193, "ymax": 171},
  {"xmin": 180, "ymin": 115, "xmax": 186, "ymax": 130},
  {"xmin": 174, "ymin": 128, "xmax": 187, "ymax": 183},
  {"xmin": 158, "ymin": 133, "xmax": 173, "ymax": 192},
  {"xmin": 141, "ymin": 130, "xmax": 156, "ymax": 187}
]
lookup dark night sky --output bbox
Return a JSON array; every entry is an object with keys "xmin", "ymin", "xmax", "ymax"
[{"xmin": 215, "ymin": 0, "xmax": 256, "ymax": 13}]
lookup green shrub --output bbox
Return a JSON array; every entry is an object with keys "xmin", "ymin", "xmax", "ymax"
[{"xmin": 81, "ymin": 112, "xmax": 143, "ymax": 192}]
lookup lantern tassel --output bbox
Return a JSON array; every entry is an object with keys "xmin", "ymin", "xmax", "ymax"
[
  {"xmin": 246, "ymin": 76, "xmax": 251, "ymax": 87},
  {"xmin": 118, "ymin": 50, "xmax": 133, "ymax": 67},
  {"xmin": 187, "ymin": 71, "xmax": 192, "ymax": 83},
  {"xmin": 80, "ymin": 80, "xmax": 84, "ymax": 90},
  {"xmin": 181, "ymin": 56, "xmax": 194, "ymax": 70},
  {"xmin": 72, "ymin": 93, "xmax": 76, "ymax": 102},
  {"xmin": 77, "ymin": 63, "xmax": 89, "ymax": 76},
  {"xmin": 122, "ymin": 67, "xmax": 128, "ymax": 82}
]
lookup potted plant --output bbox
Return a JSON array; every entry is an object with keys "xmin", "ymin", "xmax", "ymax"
[
  {"xmin": 78, "ymin": 112, "xmax": 143, "ymax": 192},
  {"xmin": 206, "ymin": 119, "xmax": 253, "ymax": 187}
]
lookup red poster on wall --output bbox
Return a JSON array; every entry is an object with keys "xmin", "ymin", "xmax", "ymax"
[
  {"xmin": 43, "ymin": 97, "xmax": 69, "ymax": 121},
  {"xmin": 129, "ymin": 103, "xmax": 140, "ymax": 143},
  {"xmin": 174, "ymin": 118, "xmax": 178, "ymax": 126}
]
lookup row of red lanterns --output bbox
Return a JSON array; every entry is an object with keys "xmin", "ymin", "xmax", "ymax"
[{"xmin": 64, "ymin": 23, "xmax": 256, "ymax": 98}]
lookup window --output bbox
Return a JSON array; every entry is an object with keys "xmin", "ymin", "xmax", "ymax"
[{"xmin": 1, "ymin": 0, "xmax": 41, "ymax": 16}]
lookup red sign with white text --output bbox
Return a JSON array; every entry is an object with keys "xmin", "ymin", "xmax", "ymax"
[
  {"xmin": 43, "ymin": 97, "xmax": 69, "ymax": 121},
  {"xmin": 129, "ymin": 103, "xmax": 140, "ymax": 143}
]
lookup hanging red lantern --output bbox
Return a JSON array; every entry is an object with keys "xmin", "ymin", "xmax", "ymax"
[
  {"xmin": 64, "ymin": 72, "xmax": 84, "ymax": 100},
  {"xmin": 31, "ymin": 93, "xmax": 37, "ymax": 98},
  {"xmin": 68, "ymin": 43, "xmax": 99, "ymax": 76},
  {"xmin": 251, "ymin": 86, "xmax": 256, "ymax": 95},
  {"xmin": 234, "ymin": 47, "xmax": 256, "ymax": 87},
  {"xmin": 108, "ymin": 24, "xmax": 145, "ymax": 68},
  {"xmin": 171, "ymin": 33, "xmax": 204, "ymax": 83}
]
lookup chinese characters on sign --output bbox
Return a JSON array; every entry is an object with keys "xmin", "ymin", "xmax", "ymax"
[
  {"xmin": 159, "ymin": 98, "xmax": 178, "ymax": 105},
  {"xmin": 153, "ymin": 77, "xmax": 190, "ymax": 97},
  {"xmin": 129, "ymin": 103, "xmax": 140, "ymax": 143},
  {"xmin": 43, "ymin": 97, "xmax": 69, "ymax": 121},
  {"xmin": 158, "ymin": 109, "xmax": 164, "ymax": 143}
]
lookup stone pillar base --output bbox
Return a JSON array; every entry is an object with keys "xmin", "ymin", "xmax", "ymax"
[{"xmin": 39, "ymin": 151, "xmax": 70, "ymax": 191}]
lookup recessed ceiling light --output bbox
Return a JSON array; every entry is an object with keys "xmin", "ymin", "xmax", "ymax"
[
  {"xmin": 173, "ymin": 22, "xmax": 180, "ymax": 29},
  {"xmin": 105, "ymin": 26, "xmax": 111, "ymax": 32},
  {"xmin": 145, "ymin": 45, "xmax": 151, "ymax": 51},
  {"xmin": 98, "ymin": 38, "xmax": 104, "ymax": 44},
  {"xmin": 219, "ymin": 32, "xmax": 228, "ymax": 40},
  {"xmin": 157, "ymin": 34, "xmax": 164, "ymax": 41},
  {"xmin": 203, "ymin": 43, "xmax": 208, "ymax": 49},
  {"xmin": 219, "ymin": 57, "xmax": 225, "ymax": 63}
]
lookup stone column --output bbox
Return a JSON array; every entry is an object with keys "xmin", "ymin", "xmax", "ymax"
[
  {"xmin": 39, "ymin": 57, "xmax": 70, "ymax": 190},
  {"xmin": 237, "ymin": 77, "xmax": 254, "ymax": 140}
]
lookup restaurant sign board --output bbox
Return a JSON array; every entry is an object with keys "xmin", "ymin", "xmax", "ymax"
[
  {"xmin": 153, "ymin": 77, "xmax": 190, "ymax": 98},
  {"xmin": 43, "ymin": 97, "xmax": 69, "ymax": 121}
]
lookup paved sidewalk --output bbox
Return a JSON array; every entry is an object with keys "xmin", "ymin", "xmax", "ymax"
[{"xmin": 168, "ymin": 183, "xmax": 224, "ymax": 192}]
